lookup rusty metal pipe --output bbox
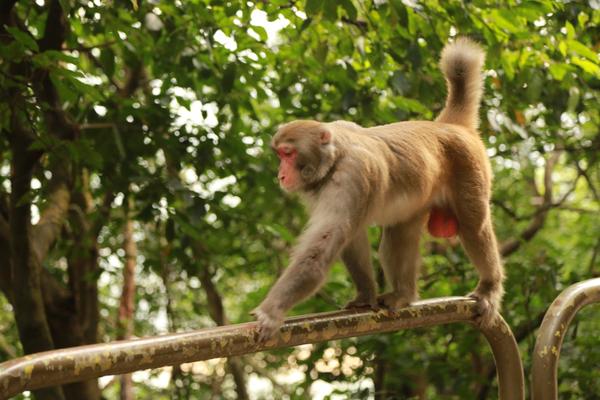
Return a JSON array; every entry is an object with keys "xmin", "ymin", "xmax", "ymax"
[
  {"xmin": 532, "ymin": 278, "xmax": 600, "ymax": 400},
  {"xmin": 0, "ymin": 296, "xmax": 524, "ymax": 399}
]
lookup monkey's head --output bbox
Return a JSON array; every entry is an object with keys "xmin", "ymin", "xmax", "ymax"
[{"xmin": 271, "ymin": 120, "xmax": 337, "ymax": 192}]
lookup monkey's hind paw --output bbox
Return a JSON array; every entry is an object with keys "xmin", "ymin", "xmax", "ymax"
[
  {"xmin": 344, "ymin": 295, "xmax": 378, "ymax": 310},
  {"xmin": 467, "ymin": 292, "xmax": 500, "ymax": 328},
  {"xmin": 251, "ymin": 307, "xmax": 283, "ymax": 343},
  {"xmin": 376, "ymin": 292, "xmax": 414, "ymax": 312}
]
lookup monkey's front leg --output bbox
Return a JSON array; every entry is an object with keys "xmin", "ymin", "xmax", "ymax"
[{"xmin": 252, "ymin": 223, "xmax": 352, "ymax": 341}]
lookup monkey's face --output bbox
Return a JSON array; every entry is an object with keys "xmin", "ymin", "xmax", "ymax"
[
  {"xmin": 272, "ymin": 121, "xmax": 333, "ymax": 192},
  {"xmin": 275, "ymin": 143, "xmax": 301, "ymax": 191}
]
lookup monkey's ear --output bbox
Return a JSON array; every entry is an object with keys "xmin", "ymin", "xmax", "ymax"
[{"xmin": 319, "ymin": 127, "xmax": 332, "ymax": 144}]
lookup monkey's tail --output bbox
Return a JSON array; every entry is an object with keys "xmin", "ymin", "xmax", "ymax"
[{"xmin": 435, "ymin": 37, "xmax": 485, "ymax": 131}]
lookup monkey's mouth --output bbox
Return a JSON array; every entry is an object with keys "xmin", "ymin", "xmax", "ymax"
[
  {"xmin": 278, "ymin": 175, "xmax": 301, "ymax": 192},
  {"xmin": 279, "ymin": 181, "xmax": 301, "ymax": 193}
]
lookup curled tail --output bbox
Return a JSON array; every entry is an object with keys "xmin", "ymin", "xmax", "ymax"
[{"xmin": 435, "ymin": 37, "xmax": 485, "ymax": 131}]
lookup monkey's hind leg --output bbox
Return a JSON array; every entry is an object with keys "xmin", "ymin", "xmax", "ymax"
[
  {"xmin": 342, "ymin": 229, "xmax": 378, "ymax": 309},
  {"xmin": 377, "ymin": 214, "xmax": 426, "ymax": 311},
  {"xmin": 455, "ymin": 200, "xmax": 505, "ymax": 328}
]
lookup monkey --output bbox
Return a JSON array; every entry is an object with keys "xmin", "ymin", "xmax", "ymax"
[{"xmin": 252, "ymin": 38, "xmax": 504, "ymax": 340}]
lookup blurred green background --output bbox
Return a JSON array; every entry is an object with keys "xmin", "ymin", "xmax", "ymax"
[{"xmin": 1, "ymin": 0, "xmax": 599, "ymax": 399}]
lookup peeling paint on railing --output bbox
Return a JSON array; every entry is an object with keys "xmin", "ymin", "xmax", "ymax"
[{"xmin": 0, "ymin": 296, "xmax": 524, "ymax": 399}]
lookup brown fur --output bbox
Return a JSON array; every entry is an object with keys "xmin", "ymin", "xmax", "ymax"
[{"xmin": 253, "ymin": 38, "xmax": 504, "ymax": 340}]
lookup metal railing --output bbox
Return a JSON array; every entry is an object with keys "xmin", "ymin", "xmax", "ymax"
[
  {"xmin": 532, "ymin": 278, "xmax": 600, "ymax": 400},
  {"xmin": 0, "ymin": 296, "xmax": 524, "ymax": 399}
]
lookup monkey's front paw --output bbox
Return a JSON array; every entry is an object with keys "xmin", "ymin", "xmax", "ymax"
[
  {"xmin": 467, "ymin": 291, "xmax": 501, "ymax": 328},
  {"xmin": 376, "ymin": 292, "xmax": 414, "ymax": 312},
  {"xmin": 250, "ymin": 307, "xmax": 284, "ymax": 342}
]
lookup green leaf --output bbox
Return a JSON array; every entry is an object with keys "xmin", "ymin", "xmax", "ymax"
[
  {"xmin": 393, "ymin": 96, "xmax": 430, "ymax": 116},
  {"xmin": 571, "ymin": 57, "xmax": 600, "ymax": 77},
  {"xmin": 578, "ymin": 11, "xmax": 589, "ymax": 27},
  {"xmin": 305, "ymin": 0, "xmax": 323, "ymax": 16},
  {"xmin": 172, "ymin": 213, "xmax": 204, "ymax": 241},
  {"xmin": 251, "ymin": 26, "xmax": 268, "ymax": 42},
  {"xmin": 49, "ymin": 70, "xmax": 77, "ymax": 103},
  {"xmin": 58, "ymin": 0, "xmax": 72, "ymax": 13},
  {"xmin": 526, "ymin": 71, "xmax": 544, "ymax": 102},
  {"xmin": 488, "ymin": 10, "xmax": 521, "ymax": 34},
  {"xmin": 112, "ymin": 125, "xmax": 126, "ymax": 160},
  {"xmin": 548, "ymin": 63, "xmax": 571, "ymax": 80},
  {"xmin": 339, "ymin": 0, "xmax": 357, "ymax": 21},
  {"xmin": 406, "ymin": 7, "xmax": 418, "ymax": 35},
  {"xmin": 389, "ymin": 70, "xmax": 410, "ymax": 94},
  {"xmin": 32, "ymin": 52, "xmax": 52, "ymax": 68},
  {"xmin": 221, "ymin": 64, "xmax": 237, "ymax": 93},
  {"xmin": 500, "ymin": 51, "xmax": 518, "ymax": 80},
  {"xmin": 263, "ymin": 223, "xmax": 294, "ymax": 243},
  {"xmin": 565, "ymin": 21, "xmax": 575, "ymax": 40},
  {"xmin": 558, "ymin": 40, "xmax": 567, "ymax": 57},
  {"xmin": 567, "ymin": 87, "xmax": 580, "ymax": 112},
  {"xmin": 323, "ymin": 0, "xmax": 339, "ymax": 21},
  {"xmin": 100, "ymin": 48, "xmax": 116, "ymax": 78},
  {"xmin": 566, "ymin": 40, "xmax": 599, "ymax": 63},
  {"xmin": 5, "ymin": 26, "xmax": 38, "ymax": 52},
  {"xmin": 300, "ymin": 17, "xmax": 313, "ymax": 32},
  {"xmin": 33, "ymin": 50, "xmax": 80, "ymax": 69},
  {"xmin": 516, "ymin": 1, "xmax": 553, "ymax": 20},
  {"xmin": 314, "ymin": 41, "xmax": 329, "ymax": 65}
]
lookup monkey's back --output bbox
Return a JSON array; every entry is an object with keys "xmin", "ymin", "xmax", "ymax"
[{"xmin": 327, "ymin": 120, "xmax": 492, "ymax": 224}]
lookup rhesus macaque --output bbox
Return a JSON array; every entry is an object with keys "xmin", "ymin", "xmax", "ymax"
[{"xmin": 252, "ymin": 38, "xmax": 504, "ymax": 340}]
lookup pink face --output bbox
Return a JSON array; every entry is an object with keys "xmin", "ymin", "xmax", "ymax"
[{"xmin": 276, "ymin": 144, "xmax": 299, "ymax": 191}]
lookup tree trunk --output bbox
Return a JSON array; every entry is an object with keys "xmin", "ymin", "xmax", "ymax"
[
  {"xmin": 118, "ymin": 217, "xmax": 137, "ymax": 400},
  {"xmin": 373, "ymin": 354, "xmax": 387, "ymax": 400},
  {"xmin": 9, "ymin": 119, "xmax": 65, "ymax": 400},
  {"xmin": 197, "ymin": 259, "xmax": 249, "ymax": 400},
  {"xmin": 46, "ymin": 174, "xmax": 104, "ymax": 400}
]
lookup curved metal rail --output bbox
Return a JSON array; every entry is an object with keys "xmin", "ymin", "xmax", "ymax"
[
  {"xmin": 0, "ymin": 296, "xmax": 524, "ymax": 399},
  {"xmin": 532, "ymin": 278, "xmax": 600, "ymax": 400}
]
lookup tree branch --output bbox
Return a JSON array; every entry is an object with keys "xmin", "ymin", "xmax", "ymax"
[
  {"xmin": 575, "ymin": 160, "xmax": 600, "ymax": 203},
  {"xmin": 242, "ymin": 356, "xmax": 293, "ymax": 395},
  {"xmin": 192, "ymin": 244, "xmax": 249, "ymax": 400},
  {"xmin": 492, "ymin": 199, "xmax": 521, "ymax": 220},
  {"xmin": 341, "ymin": 17, "xmax": 368, "ymax": 30},
  {"xmin": 82, "ymin": 52, "xmax": 122, "ymax": 92},
  {"xmin": 500, "ymin": 152, "xmax": 560, "ymax": 257},
  {"xmin": 92, "ymin": 191, "xmax": 115, "ymax": 237},
  {"xmin": 0, "ymin": 226, "xmax": 13, "ymax": 303},
  {"xmin": 29, "ymin": 0, "xmax": 79, "ymax": 143},
  {"xmin": 38, "ymin": 0, "xmax": 68, "ymax": 52},
  {"xmin": 118, "ymin": 207, "xmax": 136, "ymax": 400},
  {"xmin": 80, "ymin": 123, "xmax": 116, "ymax": 130},
  {"xmin": 32, "ymin": 169, "xmax": 71, "ymax": 262},
  {"xmin": 587, "ymin": 237, "xmax": 600, "ymax": 276},
  {"xmin": 0, "ymin": 213, "xmax": 8, "ymax": 245},
  {"xmin": 65, "ymin": 39, "xmax": 118, "ymax": 53},
  {"xmin": 9, "ymin": 118, "xmax": 65, "ymax": 400},
  {"xmin": 0, "ymin": 0, "xmax": 17, "ymax": 18},
  {"xmin": 0, "ymin": 0, "xmax": 21, "ymax": 38},
  {"xmin": 0, "ymin": 333, "xmax": 16, "ymax": 358}
]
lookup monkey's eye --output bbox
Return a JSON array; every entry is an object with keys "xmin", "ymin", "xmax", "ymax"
[{"xmin": 277, "ymin": 146, "xmax": 296, "ymax": 158}]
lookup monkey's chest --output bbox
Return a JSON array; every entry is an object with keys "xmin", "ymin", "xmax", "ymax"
[{"xmin": 370, "ymin": 192, "xmax": 424, "ymax": 226}]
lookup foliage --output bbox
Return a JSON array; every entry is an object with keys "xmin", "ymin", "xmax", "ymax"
[{"xmin": 0, "ymin": 0, "xmax": 599, "ymax": 399}]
